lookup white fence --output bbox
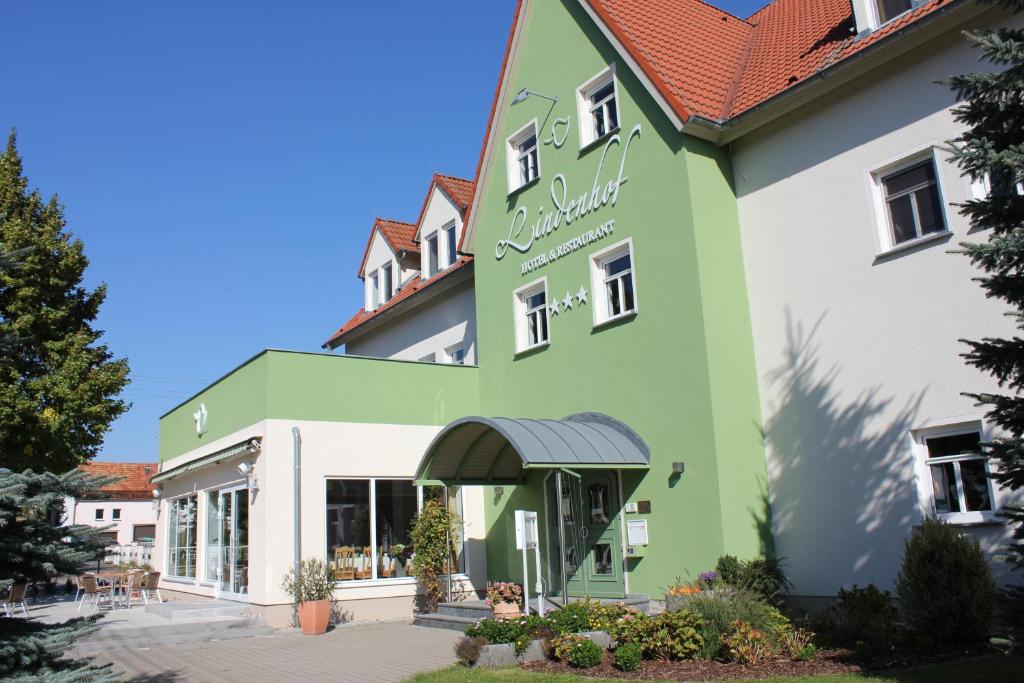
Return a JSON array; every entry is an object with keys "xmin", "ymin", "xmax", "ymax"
[{"xmin": 105, "ymin": 542, "xmax": 154, "ymax": 567}]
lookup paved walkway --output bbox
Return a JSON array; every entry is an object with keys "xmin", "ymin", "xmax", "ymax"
[{"xmin": 89, "ymin": 621, "xmax": 460, "ymax": 682}]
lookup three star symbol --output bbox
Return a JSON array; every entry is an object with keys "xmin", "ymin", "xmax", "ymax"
[
  {"xmin": 576, "ymin": 286, "xmax": 588, "ymax": 305},
  {"xmin": 548, "ymin": 300, "xmax": 560, "ymax": 317},
  {"xmin": 562, "ymin": 292, "xmax": 574, "ymax": 311}
]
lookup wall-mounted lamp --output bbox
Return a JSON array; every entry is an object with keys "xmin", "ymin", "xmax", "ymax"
[
  {"xmin": 151, "ymin": 487, "xmax": 161, "ymax": 511},
  {"xmin": 511, "ymin": 88, "xmax": 559, "ymax": 106},
  {"xmin": 493, "ymin": 486, "xmax": 505, "ymax": 497},
  {"xmin": 671, "ymin": 461, "xmax": 685, "ymax": 475},
  {"xmin": 238, "ymin": 460, "xmax": 259, "ymax": 495}
]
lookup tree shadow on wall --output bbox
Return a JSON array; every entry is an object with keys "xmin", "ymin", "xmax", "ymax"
[{"xmin": 760, "ymin": 309, "xmax": 923, "ymax": 593}]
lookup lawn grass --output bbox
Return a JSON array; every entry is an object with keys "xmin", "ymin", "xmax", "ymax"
[{"xmin": 405, "ymin": 655, "xmax": 1023, "ymax": 683}]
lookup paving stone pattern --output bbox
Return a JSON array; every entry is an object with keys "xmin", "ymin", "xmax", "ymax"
[{"xmin": 91, "ymin": 621, "xmax": 461, "ymax": 683}]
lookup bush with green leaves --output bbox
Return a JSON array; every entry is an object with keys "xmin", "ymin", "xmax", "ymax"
[
  {"xmin": 715, "ymin": 554, "xmax": 790, "ymax": 603},
  {"xmin": 550, "ymin": 634, "xmax": 603, "ymax": 668},
  {"xmin": 464, "ymin": 615, "xmax": 549, "ymax": 654},
  {"xmin": 683, "ymin": 588, "xmax": 791, "ymax": 660},
  {"xmin": 613, "ymin": 642, "xmax": 642, "ymax": 671},
  {"xmin": 611, "ymin": 608, "xmax": 704, "ymax": 660},
  {"xmin": 895, "ymin": 518, "xmax": 997, "ymax": 646},
  {"xmin": 816, "ymin": 583, "xmax": 899, "ymax": 658},
  {"xmin": 409, "ymin": 499, "xmax": 461, "ymax": 613},
  {"xmin": 545, "ymin": 597, "xmax": 631, "ymax": 634}
]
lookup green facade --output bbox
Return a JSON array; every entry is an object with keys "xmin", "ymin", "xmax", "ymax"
[
  {"xmin": 470, "ymin": 0, "xmax": 768, "ymax": 596},
  {"xmin": 159, "ymin": 350, "xmax": 480, "ymax": 461}
]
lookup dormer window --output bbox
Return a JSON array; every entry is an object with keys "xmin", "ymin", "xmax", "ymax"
[
  {"xmin": 368, "ymin": 271, "xmax": 380, "ymax": 310},
  {"xmin": 506, "ymin": 120, "xmax": 540, "ymax": 194},
  {"xmin": 380, "ymin": 263, "xmax": 393, "ymax": 303},
  {"xmin": 444, "ymin": 223, "xmax": 457, "ymax": 268},
  {"xmin": 876, "ymin": 0, "xmax": 925, "ymax": 24},
  {"xmin": 425, "ymin": 232, "xmax": 439, "ymax": 277},
  {"xmin": 577, "ymin": 66, "xmax": 620, "ymax": 149}
]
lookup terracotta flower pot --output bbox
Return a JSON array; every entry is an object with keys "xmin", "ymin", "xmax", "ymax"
[
  {"xmin": 492, "ymin": 601, "xmax": 521, "ymax": 620},
  {"xmin": 298, "ymin": 599, "xmax": 330, "ymax": 635}
]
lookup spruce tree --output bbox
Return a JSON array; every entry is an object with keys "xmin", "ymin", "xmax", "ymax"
[
  {"xmin": 948, "ymin": 0, "xmax": 1024, "ymax": 623},
  {"xmin": 0, "ymin": 131, "xmax": 130, "ymax": 473},
  {"xmin": 0, "ymin": 468, "xmax": 119, "ymax": 682}
]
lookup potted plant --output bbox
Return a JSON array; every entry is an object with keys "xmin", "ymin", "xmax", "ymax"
[
  {"xmin": 389, "ymin": 544, "xmax": 408, "ymax": 577},
  {"xmin": 281, "ymin": 558, "xmax": 334, "ymax": 635},
  {"xmin": 485, "ymin": 581, "xmax": 523, "ymax": 620}
]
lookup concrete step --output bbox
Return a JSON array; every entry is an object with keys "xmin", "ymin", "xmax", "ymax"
[
  {"xmin": 144, "ymin": 600, "xmax": 250, "ymax": 620},
  {"xmin": 437, "ymin": 601, "xmax": 492, "ymax": 620},
  {"xmin": 413, "ymin": 612, "xmax": 478, "ymax": 632}
]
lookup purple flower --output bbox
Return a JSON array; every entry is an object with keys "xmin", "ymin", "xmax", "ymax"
[{"xmin": 699, "ymin": 571, "xmax": 718, "ymax": 584}]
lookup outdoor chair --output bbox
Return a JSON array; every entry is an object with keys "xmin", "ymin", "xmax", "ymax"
[
  {"xmin": 3, "ymin": 582, "xmax": 29, "ymax": 618},
  {"xmin": 120, "ymin": 572, "xmax": 142, "ymax": 609},
  {"xmin": 73, "ymin": 573, "xmax": 94, "ymax": 605},
  {"xmin": 140, "ymin": 571, "xmax": 163, "ymax": 604}
]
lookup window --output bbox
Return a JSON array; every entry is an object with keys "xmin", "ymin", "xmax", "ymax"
[
  {"xmin": 925, "ymin": 431, "xmax": 993, "ymax": 516},
  {"xmin": 974, "ymin": 167, "xmax": 1024, "ymax": 199},
  {"xmin": 380, "ymin": 263, "xmax": 393, "ymax": 303},
  {"xmin": 112, "ymin": 508, "xmax": 121, "ymax": 521},
  {"xmin": 876, "ymin": 0, "xmax": 925, "ymax": 24},
  {"xmin": 445, "ymin": 343, "xmax": 466, "ymax": 365},
  {"xmin": 326, "ymin": 479, "xmax": 465, "ymax": 582},
  {"xmin": 877, "ymin": 157, "xmax": 947, "ymax": 248},
  {"xmin": 444, "ymin": 223, "xmax": 457, "ymax": 268},
  {"xmin": 506, "ymin": 120, "xmax": 540, "ymax": 193},
  {"xmin": 368, "ymin": 271, "xmax": 380, "ymax": 310},
  {"xmin": 133, "ymin": 524, "xmax": 156, "ymax": 543},
  {"xmin": 95, "ymin": 508, "xmax": 104, "ymax": 521},
  {"xmin": 590, "ymin": 238, "xmax": 637, "ymax": 326},
  {"xmin": 513, "ymin": 278, "xmax": 549, "ymax": 353},
  {"xmin": 578, "ymin": 66, "xmax": 619, "ymax": 148},
  {"xmin": 425, "ymin": 232, "xmax": 439, "ymax": 277},
  {"xmin": 167, "ymin": 494, "xmax": 198, "ymax": 578}
]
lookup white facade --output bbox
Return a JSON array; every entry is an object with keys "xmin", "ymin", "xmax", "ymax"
[
  {"xmin": 67, "ymin": 498, "xmax": 157, "ymax": 546},
  {"xmin": 345, "ymin": 281, "xmax": 477, "ymax": 364},
  {"xmin": 733, "ymin": 15, "xmax": 1024, "ymax": 598},
  {"xmin": 152, "ymin": 419, "xmax": 487, "ymax": 626},
  {"xmin": 416, "ymin": 185, "xmax": 464, "ymax": 278}
]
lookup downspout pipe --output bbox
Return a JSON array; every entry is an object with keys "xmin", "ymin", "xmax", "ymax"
[{"xmin": 292, "ymin": 427, "xmax": 302, "ymax": 627}]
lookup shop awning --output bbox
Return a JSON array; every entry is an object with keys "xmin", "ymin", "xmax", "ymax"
[
  {"xmin": 151, "ymin": 437, "xmax": 261, "ymax": 484},
  {"xmin": 414, "ymin": 412, "xmax": 650, "ymax": 485}
]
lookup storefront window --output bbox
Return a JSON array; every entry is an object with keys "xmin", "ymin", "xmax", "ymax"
[
  {"xmin": 167, "ymin": 495, "xmax": 197, "ymax": 578},
  {"xmin": 326, "ymin": 479, "xmax": 464, "ymax": 582}
]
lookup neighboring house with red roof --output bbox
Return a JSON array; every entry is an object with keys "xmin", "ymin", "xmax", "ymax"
[
  {"xmin": 324, "ymin": 172, "xmax": 478, "ymax": 364},
  {"xmin": 65, "ymin": 462, "xmax": 159, "ymax": 546}
]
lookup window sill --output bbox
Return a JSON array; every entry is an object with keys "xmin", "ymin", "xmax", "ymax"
[
  {"xmin": 874, "ymin": 230, "xmax": 951, "ymax": 262},
  {"xmin": 579, "ymin": 127, "xmax": 620, "ymax": 155},
  {"xmin": 334, "ymin": 573, "xmax": 469, "ymax": 589},
  {"xmin": 162, "ymin": 576, "xmax": 198, "ymax": 584},
  {"xmin": 933, "ymin": 511, "xmax": 1002, "ymax": 527},
  {"xmin": 514, "ymin": 341, "xmax": 550, "ymax": 359},
  {"xmin": 592, "ymin": 310, "xmax": 637, "ymax": 332},
  {"xmin": 507, "ymin": 176, "xmax": 540, "ymax": 200}
]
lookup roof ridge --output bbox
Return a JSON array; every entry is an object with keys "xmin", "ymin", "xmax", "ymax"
[{"xmin": 721, "ymin": 6, "xmax": 763, "ymax": 119}]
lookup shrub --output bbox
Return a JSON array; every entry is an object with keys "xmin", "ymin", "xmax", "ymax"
[
  {"xmin": 715, "ymin": 554, "xmax": 790, "ymax": 602},
  {"xmin": 464, "ymin": 615, "xmax": 549, "ymax": 655},
  {"xmin": 723, "ymin": 619, "xmax": 771, "ymax": 664},
  {"xmin": 484, "ymin": 580, "xmax": 523, "ymax": 607},
  {"xmin": 409, "ymin": 500, "xmax": 461, "ymax": 613},
  {"xmin": 544, "ymin": 597, "xmax": 630, "ymax": 635},
  {"xmin": 280, "ymin": 557, "xmax": 335, "ymax": 603},
  {"xmin": 612, "ymin": 609, "xmax": 704, "ymax": 660},
  {"xmin": 895, "ymin": 518, "xmax": 997, "ymax": 646},
  {"xmin": 684, "ymin": 589, "xmax": 791, "ymax": 660},
  {"xmin": 614, "ymin": 642, "xmax": 642, "ymax": 671},
  {"xmin": 454, "ymin": 635, "xmax": 486, "ymax": 666},
  {"xmin": 818, "ymin": 584, "xmax": 899, "ymax": 657},
  {"xmin": 569, "ymin": 638, "xmax": 604, "ymax": 668},
  {"xmin": 781, "ymin": 628, "xmax": 817, "ymax": 661}
]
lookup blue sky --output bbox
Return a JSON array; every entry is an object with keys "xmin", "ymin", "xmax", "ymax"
[{"xmin": 1, "ymin": 0, "xmax": 764, "ymax": 462}]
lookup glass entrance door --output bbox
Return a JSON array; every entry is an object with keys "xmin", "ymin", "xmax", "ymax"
[
  {"xmin": 545, "ymin": 470, "xmax": 625, "ymax": 599},
  {"xmin": 206, "ymin": 486, "xmax": 249, "ymax": 599}
]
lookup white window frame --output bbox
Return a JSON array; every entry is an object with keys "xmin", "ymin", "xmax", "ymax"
[
  {"xmin": 971, "ymin": 170, "xmax": 1024, "ymax": 201},
  {"xmin": 589, "ymin": 237, "xmax": 638, "ymax": 328},
  {"xmin": 911, "ymin": 418, "xmax": 999, "ymax": 525},
  {"xmin": 513, "ymin": 276, "xmax": 550, "ymax": 353},
  {"xmin": 112, "ymin": 508, "xmax": 121, "ymax": 521},
  {"xmin": 424, "ymin": 231, "xmax": 440, "ymax": 278},
  {"xmin": 367, "ymin": 271, "xmax": 380, "ymax": 310},
  {"xmin": 577, "ymin": 64, "xmax": 620, "ymax": 150},
  {"xmin": 868, "ymin": 147, "xmax": 951, "ymax": 256},
  {"xmin": 95, "ymin": 508, "xmax": 104, "ymax": 521},
  {"xmin": 444, "ymin": 343, "xmax": 466, "ymax": 365},
  {"xmin": 380, "ymin": 262, "xmax": 394, "ymax": 303},
  {"xmin": 443, "ymin": 222, "xmax": 458, "ymax": 268},
  {"xmin": 506, "ymin": 119, "xmax": 540, "ymax": 195},
  {"xmin": 165, "ymin": 493, "xmax": 199, "ymax": 580},
  {"xmin": 323, "ymin": 477, "xmax": 468, "ymax": 587}
]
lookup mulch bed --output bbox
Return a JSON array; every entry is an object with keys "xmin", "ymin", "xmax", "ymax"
[
  {"xmin": 521, "ymin": 643, "xmax": 998, "ymax": 680},
  {"xmin": 522, "ymin": 649, "xmax": 864, "ymax": 681}
]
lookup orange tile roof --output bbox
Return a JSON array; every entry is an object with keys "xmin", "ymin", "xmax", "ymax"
[
  {"xmin": 435, "ymin": 174, "xmax": 476, "ymax": 212},
  {"xmin": 324, "ymin": 256, "xmax": 474, "ymax": 349},
  {"xmin": 355, "ymin": 217, "xmax": 419, "ymax": 279},
  {"xmin": 77, "ymin": 461, "xmax": 157, "ymax": 500},
  {"xmin": 584, "ymin": 0, "xmax": 959, "ymax": 121}
]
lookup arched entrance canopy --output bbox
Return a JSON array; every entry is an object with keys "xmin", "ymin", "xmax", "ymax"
[{"xmin": 414, "ymin": 412, "xmax": 650, "ymax": 485}]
